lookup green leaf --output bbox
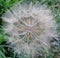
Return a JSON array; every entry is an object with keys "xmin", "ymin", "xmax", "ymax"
[
  {"xmin": 0, "ymin": 34, "xmax": 7, "ymax": 44},
  {"xmin": 0, "ymin": 50, "xmax": 6, "ymax": 58}
]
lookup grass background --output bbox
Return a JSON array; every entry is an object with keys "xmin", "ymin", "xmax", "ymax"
[{"xmin": 0, "ymin": 0, "xmax": 60, "ymax": 58}]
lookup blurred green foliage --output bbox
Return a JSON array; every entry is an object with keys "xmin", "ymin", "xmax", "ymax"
[
  {"xmin": 0, "ymin": 50, "xmax": 6, "ymax": 58},
  {"xmin": 0, "ymin": 34, "xmax": 6, "ymax": 44},
  {"xmin": 0, "ymin": 0, "xmax": 23, "ymax": 16}
]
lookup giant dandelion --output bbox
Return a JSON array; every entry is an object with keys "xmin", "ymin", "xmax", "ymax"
[{"xmin": 1, "ymin": 2, "xmax": 57, "ymax": 58}]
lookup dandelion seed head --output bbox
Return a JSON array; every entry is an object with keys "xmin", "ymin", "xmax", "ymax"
[{"xmin": 2, "ymin": 2, "xmax": 57, "ymax": 58}]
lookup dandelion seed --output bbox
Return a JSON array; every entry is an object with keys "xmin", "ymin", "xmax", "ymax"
[{"xmin": 2, "ymin": 2, "xmax": 57, "ymax": 58}]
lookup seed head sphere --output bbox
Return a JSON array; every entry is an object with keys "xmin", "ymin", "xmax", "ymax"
[{"xmin": 2, "ymin": 2, "xmax": 57, "ymax": 58}]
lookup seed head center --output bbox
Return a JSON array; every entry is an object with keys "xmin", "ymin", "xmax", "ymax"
[{"xmin": 26, "ymin": 26, "xmax": 33, "ymax": 32}]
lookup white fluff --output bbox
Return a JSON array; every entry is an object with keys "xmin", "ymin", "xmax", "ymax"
[{"xmin": 2, "ymin": 2, "xmax": 57, "ymax": 58}]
